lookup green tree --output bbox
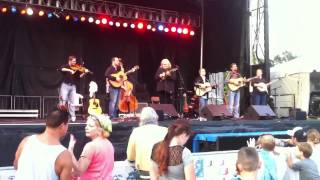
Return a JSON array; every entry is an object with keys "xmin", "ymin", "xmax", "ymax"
[{"xmin": 271, "ymin": 50, "xmax": 297, "ymax": 67}]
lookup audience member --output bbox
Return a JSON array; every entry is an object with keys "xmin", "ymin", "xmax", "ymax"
[
  {"xmin": 235, "ymin": 147, "xmax": 260, "ymax": 180},
  {"xmin": 307, "ymin": 128, "xmax": 320, "ymax": 173},
  {"xmin": 14, "ymin": 109, "xmax": 72, "ymax": 180},
  {"xmin": 150, "ymin": 119, "xmax": 195, "ymax": 180},
  {"xmin": 287, "ymin": 142, "xmax": 320, "ymax": 180},
  {"xmin": 68, "ymin": 114, "xmax": 114, "ymax": 180},
  {"xmin": 126, "ymin": 107, "xmax": 168, "ymax": 179}
]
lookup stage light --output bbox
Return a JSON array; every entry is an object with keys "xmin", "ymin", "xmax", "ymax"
[
  {"xmin": 80, "ymin": 16, "xmax": 86, "ymax": 22},
  {"xmin": 177, "ymin": 28, "xmax": 182, "ymax": 34},
  {"xmin": 158, "ymin": 25, "xmax": 164, "ymax": 31},
  {"xmin": 11, "ymin": 6, "xmax": 17, "ymax": 13},
  {"xmin": 73, "ymin": 17, "xmax": 78, "ymax": 22},
  {"xmin": 88, "ymin": 17, "xmax": 94, "ymax": 23},
  {"xmin": 171, "ymin": 27, "xmax": 177, "ymax": 32},
  {"xmin": 2, "ymin": 7, "xmax": 7, "ymax": 13},
  {"xmin": 151, "ymin": 27, "xmax": 156, "ymax": 32},
  {"xmin": 190, "ymin": 30, "xmax": 195, "ymax": 36},
  {"xmin": 20, "ymin": 9, "xmax": 26, "ymax": 15},
  {"xmin": 137, "ymin": 22, "xmax": 143, "ymax": 29},
  {"xmin": 109, "ymin": 21, "xmax": 114, "ymax": 26},
  {"xmin": 123, "ymin": 22, "xmax": 128, "ymax": 28},
  {"xmin": 26, "ymin": 7, "xmax": 33, "ymax": 16},
  {"xmin": 164, "ymin": 27, "xmax": 169, "ymax": 32},
  {"xmin": 130, "ymin": 24, "xmax": 135, "ymax": 29},
  {"xmin": 38, "ymin": 10, "xmax": 44, "ymax": 16},
  {"xmin": 115, "ymin": 22, "xmax": 120, "ymax": 27},
  {"xmin": 101, "ymin": 18, "xmax": 107, "ymax": 24},
  {"xmin": 182, "ymin": 28, "xmax": 189, "ymax": 34},
  {"xmin": 65, "ymin": 15, "xmax": 70, "ymax": 21},
  {"xmin": 48, "ymin": 13, "xmax": 53, "ymax": 18},
  {"xmin": 95, "ymin": 19, "xmax": 100, "ymax": 25},
  {"xmin": 146, "ymin": 24, "xmax": 152, "ymax": 30}
]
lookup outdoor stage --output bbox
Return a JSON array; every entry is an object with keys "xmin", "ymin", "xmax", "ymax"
[{"xmin": 1, "ymin": 117, "xmax": 320, "ymax": 167}]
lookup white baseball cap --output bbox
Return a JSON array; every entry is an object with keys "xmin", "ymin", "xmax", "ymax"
[{"xmin": 287, "ymin": 127, "xmax": 303, "ymax": 136}]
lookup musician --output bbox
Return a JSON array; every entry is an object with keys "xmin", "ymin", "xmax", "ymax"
[
  {"xmin": 104, "ymin": 57, "xmax": 122, "ymax": 119},
  {"xmin": 154, "ymin": 59, "xmax": 177, "ymax": 104},
  {"xmin": 251, "ymin": 69, "xmax": 267, "ymax": 105},
  {"xmin": 225, "ymin": 63, "xmax": 241, "ymax": 119},
  {"xmin": 194, "ymin": 68, "xmax": 210, "ymax": 113},
  {"xmin": 59, "ymin": 55, "xmax": 88, "ymax": 122}
]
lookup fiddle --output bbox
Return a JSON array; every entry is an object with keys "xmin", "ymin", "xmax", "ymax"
[{"xmin": 70, "ymin": 64, "xmax": 93, "ymax": 74}]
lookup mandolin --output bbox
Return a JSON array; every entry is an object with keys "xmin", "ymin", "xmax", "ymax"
[{"xmin": 109, "ymin": 65, "xmax": 139, "ymax": 88}]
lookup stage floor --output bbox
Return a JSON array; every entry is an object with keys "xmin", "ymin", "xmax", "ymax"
[{"xmin": 1, "ymin": 118, "xmax": 320, "ymax": 167}]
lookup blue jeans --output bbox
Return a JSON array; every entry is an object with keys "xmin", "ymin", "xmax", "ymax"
[
  {"xmin": 59, "ymin": 82, "xmax": 76, "ymax": 119},
  {"xmin": 199, "ymin": 96, "xmax": 208, "ymax": 116},
  {"xmin": 228, "ymin": 90, "xmax": 240, "ymax": 118},
  {"xmin": 252, "ymin": 93, "xmax": 267, "ymax": 105},
  {"xmin": 109, "ymin": 86, "xmax": 120, "ymax": 118}
]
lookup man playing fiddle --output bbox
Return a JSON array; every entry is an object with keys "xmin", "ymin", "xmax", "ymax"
[{"xmin": 58, "ymin": 55, "xmax": 89, "ymax": 122}]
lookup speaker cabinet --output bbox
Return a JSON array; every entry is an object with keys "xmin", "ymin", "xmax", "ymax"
[
  {"xmin": 148, "ymin": 104, "xmax": 179, "ymax": 117},
  {"xmin": 200, "ymin": 105, "xmax": 233, "ymax": 120},
  {"xmin": 244, "ymin": 105, "xmax": 276, "ymax": 120}
]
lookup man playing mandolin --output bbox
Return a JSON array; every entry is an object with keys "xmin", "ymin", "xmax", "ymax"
[{"xmin": 59, "ymin": 55, "xmax": 90, "ymax": 122}]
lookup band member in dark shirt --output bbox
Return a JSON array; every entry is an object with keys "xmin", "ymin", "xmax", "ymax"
[
  {"xmin": 225, "ymin": 63, "xmax": 242, "ymax": 118},
  {"xmin": 59, "ymin": 55, "xmax": 88, "ymax": 121},
  {"xmin": 105, "ymin": 57, "xmax": 122, "ymax": 118},
  {"xmin": 194, "ymin": 68, "xmax": 211, "ymax": 113},
  {"xmin": 251, "ymin": 69, "xmax": 268, "ymax": 105},
  {"xmin": 154, "ymin": 59, "xmax": 177, "ymax": 104}
]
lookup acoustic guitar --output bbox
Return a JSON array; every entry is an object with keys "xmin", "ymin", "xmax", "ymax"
[
  {"xmin": 88, "ymin": 96, "xmax": 103, "ymax": 115},
  {"xmin": 228, "ymin": 77, "xmax": 247, "ymax": 91},
  {"xmin": 109, "ymin": 65, "xmax": 139, "ymax": 88},
  {"xmin": 194, "ymin": 82, "xmax": 213, "ymax": 96},
  {"xmin": 160, "ymin": 68, "xmax": 178, "ymax": 81}
]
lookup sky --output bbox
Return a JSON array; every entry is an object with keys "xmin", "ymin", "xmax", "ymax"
[{"xmin": 269, "ymin": 0, "xmax": 320, "ymax": 59}]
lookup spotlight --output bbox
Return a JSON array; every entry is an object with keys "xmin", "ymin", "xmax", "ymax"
[
  {"xmin": 182, "ymin": 28, "xmax": 189, "ymax": 35},
  {"xmin": 158, "ymin": 25, "xmax": 164, "ymax": 31},
  {"xmin": 95, "ymin": 19, "xmax": 100, "ymax": 25},
  {"xmin": 109, "ymin": 21, "xmax": 114, "ymax": 26},
  {"xmin": 21, "ymin": 9, "xmax": 26, "ymax": 15},
  {"xmin": 151, "ymin": 27, "xmax": 156, "ymax": 32},
  {"xmin": 137, "ymin": 22, "xmax": 143, "ymax": 29},
  {"xmin": 65, "ymin": 15, "xmax": 70, "ymax": 21},
  {"xmin": 101, "ymin": 18, "xmax": 107, "ymax": 24},
  {"xmin": 80, "ymin": 16, "xmax": 86, "ymax": 22},
  {"xmin": 115, "ymin": 22, "xmax": 120, "ymax": 27},
  {"xmin": 73, "ymin": 16, "xmax": 78, "ymax": 22},
  {"xmin": 190, "ymin": 30, "xmax": 195, "ymax": 36},
  {"xmin": 88, "ymin": 17, "xmax": 94, "ymax": 23},
  {"xmin": 171, "ymin": 27, "xmax": 177, "ymax": 32},
  {"xmin": 147, "ymin": 24, "xmax": 152, "ymax": 30},
  {"xmin": 26, "ymin": 7, "xmax": 33, "ymax": 16},
  {"xmin": 177, "ymin": 28, "xmax": 182, "ymax": 34},
  {"xmin": 11, "ymin": 6, "xmax": 17, "ymax": 13},
  {"xmin": 164, "ymin": 28, "xmax": 169, "ymax": 32},
  {"xmin": 48, "ymin": 13, "xmax": 53, "ymax": 18},
  {"xmin": 130, "ymin": 24, "xmax": 135, "ymax": 29},
  {"xmin": 123, "ymin": 22, "xmax": 128, "ymax": 28},
  {"xmin": 2, "ymin": 7, "xmax": 7, "ymax": 13},
  {"xmin": 38, "ymin": 10, "xmax": 44, "ymax": 16}
]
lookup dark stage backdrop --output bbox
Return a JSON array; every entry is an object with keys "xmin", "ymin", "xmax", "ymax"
[{"xmin": 0, "ymin": 13, "xmax": 200, "ymax": 100}]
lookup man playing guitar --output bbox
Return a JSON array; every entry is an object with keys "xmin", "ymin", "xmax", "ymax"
[
  {"xmin": 194, "ymin": 68, "xmax": 212, "ymax": 114},
  {"xmin": 104, "ymin": 57, "xmax": 122, "ymax": 119}
]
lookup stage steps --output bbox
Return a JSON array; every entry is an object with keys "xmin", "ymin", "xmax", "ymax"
[{"xmin": 0, "ymin": 109, "xmax": 39, "ymax": 118}]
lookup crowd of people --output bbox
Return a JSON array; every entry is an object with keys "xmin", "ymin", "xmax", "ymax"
[{"xmin": 13, "ymin": 106, "xmax": 320, "ymax": 180}]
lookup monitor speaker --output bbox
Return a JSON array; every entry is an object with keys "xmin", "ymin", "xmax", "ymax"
[
  {"xmin": 244, "ymin": 105, "xmax": 276, "ymax": 120},
  {"xmin": 200, "ymin": 105, "xmax": 233, "ymax": 120}
]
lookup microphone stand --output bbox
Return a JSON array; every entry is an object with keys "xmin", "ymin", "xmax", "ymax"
[{"xmin": 176, "ymin": 66, "xmax": 187, "ymax": 116}]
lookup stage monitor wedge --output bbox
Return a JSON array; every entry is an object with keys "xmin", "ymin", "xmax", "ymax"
[
  {"xmin": 148, "ymin": 104, "xmax": 179, "ymax": 117},
  {"xmin": 200, "ymin": 105, "xmax": 233, "ymax": 120},
  {"xmin": 244, "ymin": 105, "xmax": 276, "ymax": 120}
]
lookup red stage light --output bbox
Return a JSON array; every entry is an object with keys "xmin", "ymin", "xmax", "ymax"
[
  {"xmin": 38, "ymin": 10, "xmax": 44, "ymax": 16},
  {"xmin": 130, "ymin": 24, "xmax": 135, "ymax": 29},
  {"xmin": 190, "ymin": 30, "xmax": 195, "ymax": 36},
  {"xmin": 80, "ymin": 17, "xmax": 86, "ymax": 22},
  {"xmin": 123, "ymin": 22, "xmax": 128, "ymax": 28},
  {"xmin": 115, "ymin": 22, "xmax": 120, "ymax": 27},
  {"xmin": 109, "ymin": 21, "xmax": 114, "ymax": 26},
  {"xmin": 65, "ymin": 15, "xmax": 70, "ymax": 21},
  {"xmin": 171, "ymin": 27, "xmax": 177, "ymax": 32},
  {"xmin": 137, "ymin": 22, "xmax": 143, "ymax": 29},
  {"xmin": 151, "ymin": 27, "xmax": 156, "ymax": 32},
  {"xmin": 95, "ymin": 19, "xmax": 101, "ymax": 25},
  {"xmin": 147, "ymin": 24, "xmax": 152, "ymax": 30},
  {"xmin": 182, "ymin": 28, "xmax": 189, "ymax": 34},
  {"xmin": 164, "ymin": 28, "xmax": 169, "ymax": 32},
  {"xmin": 2, "ymin": 7, "xmax": 7, "ymax": 13},
  {"xmin": 177, "ymin": 28, "xmax": 182, "ymax": 34},
  {"xmin": 101, "ymin": 18, "xmax": 107, "ymax": 24}
]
